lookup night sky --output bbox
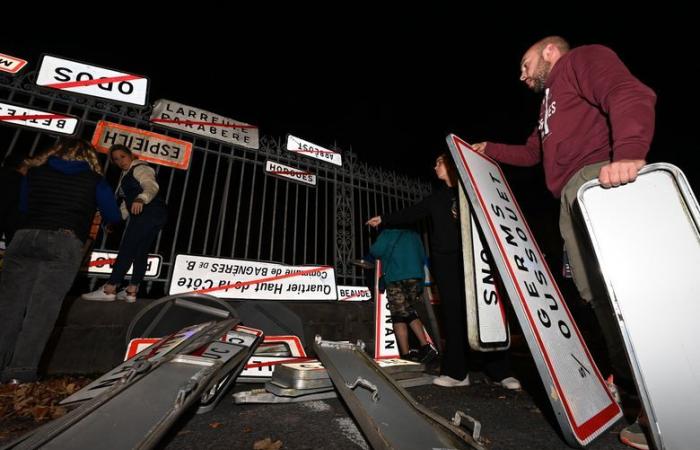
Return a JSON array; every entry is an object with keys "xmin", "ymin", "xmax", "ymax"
[{"xmin": 2, "ymin": 13, "xmax": 697, "ymax": 202}]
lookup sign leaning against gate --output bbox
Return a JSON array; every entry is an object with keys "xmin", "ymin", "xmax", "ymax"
[
  {"xmin": 169, "ymin": 254, "xmax": 337, "ymax": 300},
  {"xmin": 265, "ymin": 160, "xmax": 316, "ymax": 186},
  {"xmin": 36, "ymin": 55, "xmax": 149, "ymax": 106},
  {"xmin": 446, "ymin": 134, "xmax": 621, "ymax": 447},
  {"xmin": 91, "ymin": 120, "xmax": 192, "ymax": 170},
  {"xmin": 150, "ymin": 99, "xmax": 259, "ymax": 150},
  {"xmin": 83, "ymin": 250, "xmax": 162, "ymax": 278},
  {"xmin": 0, "ymin": 101, "xmax": 78, "ymax": 135},
  {"xmin": 286, "ymin": 134, "xmax": 343, "ymax": 166}
]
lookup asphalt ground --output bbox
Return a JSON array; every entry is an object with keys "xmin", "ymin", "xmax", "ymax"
[{"xmin": 157, "ymin": 352, "xmax": 640, "ymax": 450}]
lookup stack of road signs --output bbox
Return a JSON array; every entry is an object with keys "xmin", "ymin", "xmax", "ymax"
[
  {"xmin": 234, "ymin": 357, "xmax": 433, "ymax": 404},
  {"xmin": 9, "ymin": 320, "xmax": 239, "ymax": 450}
]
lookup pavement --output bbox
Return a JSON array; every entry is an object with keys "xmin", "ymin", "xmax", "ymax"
[{"xmin": 157, "ymin": 355, "xmax": 640, "ymax": 450}]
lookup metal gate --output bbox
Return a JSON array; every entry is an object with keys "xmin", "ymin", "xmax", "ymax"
[{"xmin": 0, "ymin": 70, "xmax": 431, "ymax": 291}]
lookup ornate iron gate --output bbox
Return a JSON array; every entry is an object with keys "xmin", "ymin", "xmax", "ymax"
[{"xmin": 0, "ymin": 71, "xmax": 431, "ymax": 291}]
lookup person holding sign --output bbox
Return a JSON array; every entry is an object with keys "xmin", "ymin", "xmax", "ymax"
[
  {"xmin": 367, "ymin": 228, "xmax": 438, "ymax": 363},
  {"xmin": 367, "ymin": 154, "xmax": 520, "ymax": 390},
  {"xmin": 82, "ymin": 144, "xmax": 167, "ymax": 303},
  {"xmin": 0, "ymin": 138, "xmax": 120, "ymax": 383},
  {"xmin": 471, "ymin": 36, "xmax": 656, "ymax": 449}
]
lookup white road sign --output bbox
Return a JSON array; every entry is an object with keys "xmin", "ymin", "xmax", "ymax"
[
  {"xmin": 265, "ymin": 160, "xmax": 316, "ymax": 186},
  {"xmin": 446, "ymin": 134, "xmax": 621, "ymax": 446},
  {"xmin": 169, "ymin": 254, "xmax": 337, "ymax": 300},
  {"xmin": 150, "ymin": 99, "xmax": 258, "ymax": 149},
  {"xmin": 460, "ymin": 187, "xmax": 509, "ymax": 350},
  {"xmin": 83, "ymin": 250, "xmax": 162, "ymax": 278},
  {"xmin": 36, "ymin": 55, "xmax": 149, "ymax": 106},
  {"xmin": 286, "ymin": 134, "xmax": 342, "ymax": 166},
  {"xmin": 337, "ymin": 285, "xmax": 372, "ymax": 302},
  {"xmin": 0, "ymin": 102, "xmax": 77, "ymax": 135}
]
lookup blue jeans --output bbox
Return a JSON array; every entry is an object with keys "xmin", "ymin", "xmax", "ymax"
[
  {"xmin": 108, "ymin": 205, "xmax": 167, "ymax": 287},
  {"xmin": 0, "ymin": 229, "xmax": 83, "ymax": 382}
]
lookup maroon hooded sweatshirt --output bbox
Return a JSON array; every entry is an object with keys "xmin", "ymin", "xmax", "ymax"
[{"xmin": 485, "ymin": 44, "xmax": 656, "ymax": 198}]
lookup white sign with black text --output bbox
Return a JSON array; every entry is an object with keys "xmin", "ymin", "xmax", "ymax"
[
  {"xmin": 150, "ymin": 99, "xmax": 259, "ymax": 149},
  {"xmin": 169, "ymin": 254, "xmax": 337, "ymax": 300},
  {"xmin": 337, "ymin": 285, "xmax": 371, "ymax": 302},
  {"xmin": 83, "ymin": 251, "xmax": 162, "ymax": 278},
  {"xmin": 36, "ymin": 55, "xmax": 149, "ymax": 106},
  {"xmin": 286, "ymin": 135, "xmax": 342, "ymax": 166},
  {"xmin": 446, "ymin": 134, "xmax": 620, "ymax": 446},
  {"xmin": 265, "ymin": 160, "xmax": 316, "ymax": 186},
  {"xmin": 0, "ymin": 102, "xmax": 77, "ymax": 135},
  {"xmin": 460, "ymin": 187, "xmax": 509, "ymax": 350}
]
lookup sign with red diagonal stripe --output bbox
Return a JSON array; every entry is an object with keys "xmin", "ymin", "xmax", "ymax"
[
  {"xmin": 91, "ymin": 121, "xmax": 192, "ymax": 170},
  {"xmin": 150, "ymin": 99, "xmax": 259, "ymax": 149},
  {"xmin": 446, "ymin": 133, "xmax": 621, "ymax": 446},
  {"xmin": 169, "ymin": 254, "xmax": 337, "ymax": 300},
  {"xmin": 82, "ymin": 250, "xmax": 162, "ymax": 278},
  {"xmin": 0, "ymin": 52, "xmax": 28, "ymax": 74},
  {"xmin": 36, "ymin": 55, "xmax": 149, "ymax": 106},
  {"xmin": 0, "ymin": 102, "xmax": 77, "ymax": 135},
  {"xmin": 265, "ymin": 160, "xmax": 316, "ymax": 186},
  {"xmin": 337, "ymin": 285, "xmax": 371, "ymax": 302},
  {"xmin": 286, "ymin": 134, "xmax": 342, "ymax": 166}
]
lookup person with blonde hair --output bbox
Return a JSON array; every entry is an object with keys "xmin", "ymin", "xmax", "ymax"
[{"xmin": 0, "ymin": 137, "xmax": 121, "ymax": 384}]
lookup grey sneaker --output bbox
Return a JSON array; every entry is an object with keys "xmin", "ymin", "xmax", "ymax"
[
  {"xmin": 116, "ymin": 289, "xmax": 137, "ymax": 303},
  {"xmin": 498, "ymin": 376, "xmax": 522, "ymax": 390},
  {"xmin": 619, "ymin": 421, "xmax": 649, "ymax": 450},
  {"xmin": 81, "ymin": 286, "xmax": 116, "ymax": 302},
  {"xmin": 432, "ymin": 374, "xmax": 470, "ymax": 387}
]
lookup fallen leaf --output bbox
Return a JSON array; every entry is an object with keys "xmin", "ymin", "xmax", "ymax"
[
  {"xmin": 253, "ymin": 437, "xmax": 283, "ymax": 450},
  {"xmin": 209, "ymin": 422, "xmax": 224, "ymax": 429},
  {"xmin": 243, "ymin": 425, "xmax": 253, "ymax": 433}
]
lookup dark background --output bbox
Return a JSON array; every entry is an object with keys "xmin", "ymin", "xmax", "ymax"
[{"xmin": 2, "ymin": 12, "xmax": 697, "ymax": 233}]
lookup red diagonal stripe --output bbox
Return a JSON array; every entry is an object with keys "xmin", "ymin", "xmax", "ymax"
[
  {"xmin": 290, "ymin": 149, "xmax": 337, "ymax": 155},
  {"xmin": 245, "ymin": 357, "xmax": 315, "ymax": 369},
  {"xmin": 88, "ymin": 258, "xmax": 117, "ymax": 267},
  {"xmin": 192, "ymin": 266, "xmax": 332, "ymax": 294},
  {"xmin": 270, "ymin": 170, "xmax": 313, "ymax": 176},
  {"xmin": 46, "ymin": 74, "xmax": 142, "ymax": 89},
  {"xmin": 151, "ymin": 118, "xmax": 257, "ymax": 129},
  {"xmin": 0, "ymin": 114, "xmax": 69, "ymax": 122}
]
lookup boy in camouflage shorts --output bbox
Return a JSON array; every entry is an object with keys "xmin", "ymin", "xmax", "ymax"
[{"xmin": 370, "ymin": 229, "xmax": 437, "ymax": 363}]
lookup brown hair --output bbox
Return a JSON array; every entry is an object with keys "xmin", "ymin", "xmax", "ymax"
[
  {"xmin": 436, "ymin": 153, "xmax": 458, "ymax": 187},
  {"xmin": 24, "ymin": 137, "xmax": 102, "ymax": 174}
]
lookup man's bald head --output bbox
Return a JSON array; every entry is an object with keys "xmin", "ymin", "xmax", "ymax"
[{"xmin": 519, "ymin": 36, "xmax": 570, "ymax": 92}]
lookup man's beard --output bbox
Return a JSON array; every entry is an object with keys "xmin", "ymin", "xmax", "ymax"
[{"xmin": 531, "ymin": 60, "xmax": 551, "ymax": 93}]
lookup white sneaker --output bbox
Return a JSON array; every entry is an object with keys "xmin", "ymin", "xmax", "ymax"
[
  {"xmin": 499, "ymin": 376, "xmax": 522, "ymax": 390},
  {"xmin": 81, "ymin": 286, "xmax": 116, "ymax": 302},
  {"xmin": 116, "ymin": 289, "xmax": 137, "ymax": 303},
  {"xmin": 432, "ymin": 374, "xmax": 470, "ymax": 387}
]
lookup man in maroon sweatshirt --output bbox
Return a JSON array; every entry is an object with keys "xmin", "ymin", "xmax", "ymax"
[{"xmin": 472, "ymin": 36, "xmax": 655, "ymax": 449}]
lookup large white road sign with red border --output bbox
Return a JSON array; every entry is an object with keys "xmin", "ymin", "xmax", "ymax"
[
  {"xmin": 446, "ymin": 134, "xmax": 620, "ymax": 447},
  {"xmin": 36, "ymin": 55, "xmax": 149, "ymax": 106}
]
